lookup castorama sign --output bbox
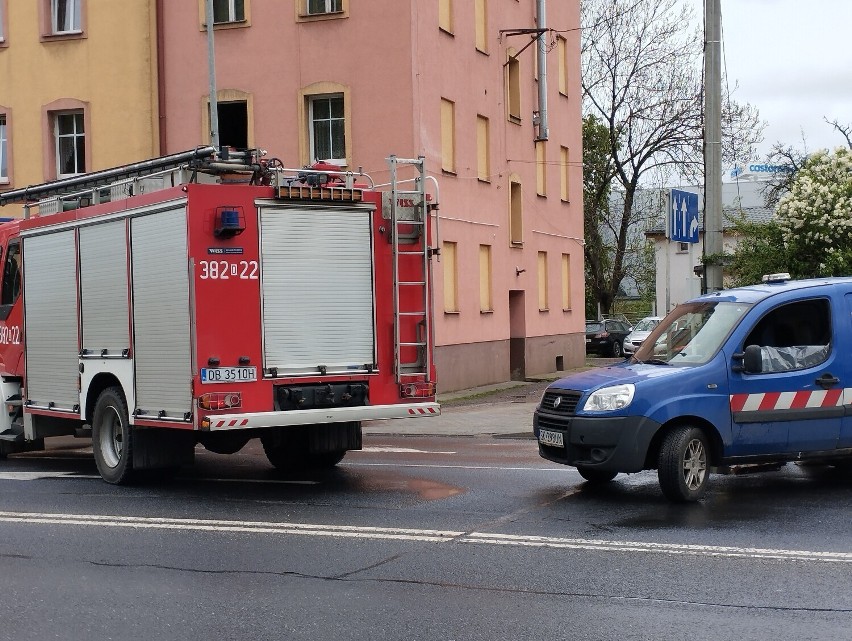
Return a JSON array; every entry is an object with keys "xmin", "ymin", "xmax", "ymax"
[{"xmin": 729, "ymin": 163, "xmax": 793, "ymax": 181}]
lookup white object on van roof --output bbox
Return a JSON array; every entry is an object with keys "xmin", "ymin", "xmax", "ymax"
[{"xmin": 762, "ymin": 272, "xmax": 791, "ymax": 283}]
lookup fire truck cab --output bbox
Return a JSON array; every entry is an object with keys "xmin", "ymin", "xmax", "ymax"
[{"xmin": 0, "ymin": 147, "xmax": 439, "ymax": 483}]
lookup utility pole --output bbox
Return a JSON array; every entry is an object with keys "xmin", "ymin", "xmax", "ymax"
[
  {"xmin": 205, "ymin": 0, "xmax": 220, "ymax": 150},
  {"xmin": 703, "ymin": 0, "xmax": 723, "ymax": 291}
]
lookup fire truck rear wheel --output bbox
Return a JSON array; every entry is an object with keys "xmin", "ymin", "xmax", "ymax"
[
  {"xmin": 260, "ymin": 435, "xmax": 347, "ymax": 471},
  {"xmin": 92, "ymin": 387, "xmax": 134, "ymax": 485}
]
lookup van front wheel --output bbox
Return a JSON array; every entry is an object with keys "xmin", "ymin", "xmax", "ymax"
[{"xmin": 658, "ymin": 426, "xmax": 709, "ymax": 502}]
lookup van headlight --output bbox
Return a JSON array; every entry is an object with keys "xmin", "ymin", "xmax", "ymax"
[{"xmin": 583, "ymin": 384, "xmax": 635, "ymax": 412}]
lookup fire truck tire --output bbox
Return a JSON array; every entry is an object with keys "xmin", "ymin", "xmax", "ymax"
[
  {"xmin": 308, "ymin": 450, "xmax": 347, "ymax": 468},
  {"xmin": 92, "ymin": 387, "xmax": 135, "ymax": 485},
  {"xmin": 199, "ymin": 433, "xmax": 251, "ymax": 455},
  {"xmin": 260, "ymin": 436, "xmax": 347, "ymax": 471}
]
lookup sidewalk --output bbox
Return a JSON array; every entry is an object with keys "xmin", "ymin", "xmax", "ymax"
[{"xmin": 363, "ymin": 371, "xmax": 582, "ymax": 439}]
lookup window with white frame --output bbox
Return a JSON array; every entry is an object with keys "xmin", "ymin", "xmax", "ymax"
[
  {"xmin": 213, "ymin": 0, "xmax": 244, "ymax": 23},
  {"xmin": 307, "ymin": 0, "xmax": 341, "ymax": 15},
  {"xmin": 55, "ymin": 111, "xmax": 85, "ymax": 176},
  {"xmin": 308, "ymin": 95, "xmax": 345, "ymax": 164},
  {"xmin": 0, "ymin": 1, "xmax": 5, "ymax": 43},
  {"xmin": 52, "ymin": 0, "xmax": 81, "ymax": 33},
  {"xmin": 0, "ymin": 115, "xmax": 7, "ymax": 182}
]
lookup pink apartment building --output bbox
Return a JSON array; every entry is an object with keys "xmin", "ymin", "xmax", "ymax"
[{"xmin": 157, "ymin": 0, "xmax": 585, "ymax": 392}]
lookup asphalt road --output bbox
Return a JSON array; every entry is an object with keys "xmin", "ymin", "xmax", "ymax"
[{"xmin": 0, "ymin": 430, "xmax": 850, "ymax": 641}]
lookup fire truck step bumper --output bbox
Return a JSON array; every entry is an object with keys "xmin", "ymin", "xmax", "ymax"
[{"xmin": 204, "ymin": 402, "xmax": 440, "ymax": 431}]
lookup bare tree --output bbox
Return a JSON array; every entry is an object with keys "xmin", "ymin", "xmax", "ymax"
[
  {"xmin": 761, "ymin": 119, "xmax": 851, "ymax": 207},
  {"xmin": 581, "ymin": 0, "xmax": 763, "ymax": 315}
]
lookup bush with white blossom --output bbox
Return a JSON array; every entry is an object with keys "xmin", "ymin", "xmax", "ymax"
[{"xmin": 775, "ymin": 147, "xmax": 852, "ymax": 277}]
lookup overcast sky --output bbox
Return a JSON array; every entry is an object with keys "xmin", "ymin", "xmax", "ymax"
[{"xmin": 720, "ymin": 0, "xmax": 852, "ymax": 159}]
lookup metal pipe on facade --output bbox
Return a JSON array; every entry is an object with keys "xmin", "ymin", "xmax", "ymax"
[
  {"xmin": 156, "ymin": 0, "xmax": 167, "ymax": 154},
  {"xmin": 535, "ymin": 0, "xmax": 549, "ymax": 141},
  {"xmin": 205, "ymin": 0, "xmax": 220, "ymax": 150}
]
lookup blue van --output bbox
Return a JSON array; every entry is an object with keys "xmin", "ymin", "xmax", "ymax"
[{"xmin": 534, "ymin": 275, "xmax": 852, "ymax": 502}]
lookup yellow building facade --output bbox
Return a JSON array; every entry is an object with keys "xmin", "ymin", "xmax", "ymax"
[{"xmin": 0, "ymin": 0, "xmax": 159, "ymax": 207}]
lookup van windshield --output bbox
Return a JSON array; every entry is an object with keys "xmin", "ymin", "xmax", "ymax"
[{"xmin": 632, "ymin": 301, "xmax": 751, "ymax": 365}]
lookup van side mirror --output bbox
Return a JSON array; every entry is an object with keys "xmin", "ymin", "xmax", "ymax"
[{"xmin": 743, "ymin": 344, "xmax": 763, "ymax": 374}]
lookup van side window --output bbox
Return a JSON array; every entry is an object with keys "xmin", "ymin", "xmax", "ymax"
[
  {"xmin": 1, "ymin": 241, "xmax": 20, "ymax": 306},
  {"xmin": 743, "ymin": 299, "xmax": 830, "ymax": 372}
]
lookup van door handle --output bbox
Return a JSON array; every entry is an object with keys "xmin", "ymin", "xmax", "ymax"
[{"xmin": 815, "ymin": 373, "xmax": 839, "ymax": 389}]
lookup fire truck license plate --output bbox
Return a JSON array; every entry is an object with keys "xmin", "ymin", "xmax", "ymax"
[{"xmin": 200, "ymin": 367, "xmax": 257, "ymax": 384}]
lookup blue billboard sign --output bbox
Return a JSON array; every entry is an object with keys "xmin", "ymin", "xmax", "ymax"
[{"xmin": 669, "ymin": 189, "xmax": 699, "ymax": 243}]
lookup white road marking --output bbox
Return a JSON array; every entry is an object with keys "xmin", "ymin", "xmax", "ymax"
[
  {"xmin": 360, "ymin": 447, "xmax": 457, "ymax": 454},
  {"xmin": 0, "ymin": 472, "xmax": 100, "ymax": 481},
  {"xmin": 346, "ymin": 462, "xmax": 571, "ymax": 472},
  {"xmin": 0, "ymin": 510, "xmax": 849, "ymax": 563}
]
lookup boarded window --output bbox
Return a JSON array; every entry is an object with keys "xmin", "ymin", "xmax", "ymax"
[
  {"xmin": 476, "ymin": 115, "xmax": 490, "ymax": 181},
  {"xmin": 479, "ymin": 245, "xmax": 492, "ymax": 312},
  {"xmin": 509, "ymin": 178, "xmax": 522, "ymax": 244},
  {"xmin": 538, "ymin": 251, "xmax": 548, "ymax": 311},
  {"xmin": 441, "ymin": 98, "xmax": 456, "ymax": 173},
  {"xmin": 561, "ymin": 253, "xmax": 571, "ymax": 310},
  {"xmin": 443, "ymin": 241, "xmax": 458, "ymax": 312},
  {"xmin": 535, "ymin": 140, "xmax": 546, "ymax": 196}
]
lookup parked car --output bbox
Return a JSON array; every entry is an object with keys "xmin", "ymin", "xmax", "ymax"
[
  {"xmin": 585, "ymin": 319, "xmax": 632, "ymax": 357},
  {"xmin": 623, "ymin": 316, "xmax": 663, "ymax": 355}
]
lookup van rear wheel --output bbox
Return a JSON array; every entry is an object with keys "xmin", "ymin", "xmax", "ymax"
[{"xmin": 658, "ymin": 426, "xmax": 709, "ymax": 502}]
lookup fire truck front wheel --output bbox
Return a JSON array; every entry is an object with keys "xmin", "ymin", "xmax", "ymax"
[{"xmin": 92, "ymin": 387, "xmax": 134, "ymax": 485}]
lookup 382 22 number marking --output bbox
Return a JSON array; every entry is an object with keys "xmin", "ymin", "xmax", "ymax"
[
  {"xmin": 198, "ymin": 260, "xmax": 259, "ymax": 280},
  {"xmin": 0, "ymin": 325, "xmax": 21, "ymax": 345}
]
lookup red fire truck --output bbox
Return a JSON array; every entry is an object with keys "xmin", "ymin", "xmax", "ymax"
[{"xmin": 0, "ymin": 147, "xmax": 439, "ymax": 483}]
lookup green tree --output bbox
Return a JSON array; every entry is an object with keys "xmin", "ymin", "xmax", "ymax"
[
  {"xmin": 775, "ymin": 147, "xmax": 852, "ymax": 277},
  {"xmin": 583, "ymin": 114, "xmax": 615, "ymax": 318},
  {"xmin": 726, "ymin": 217, "xmax": 790, "ymax": 287}
]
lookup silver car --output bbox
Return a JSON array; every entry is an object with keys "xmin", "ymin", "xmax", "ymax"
[{"xmin": 623, "ymin": 316, "xmax": 662, "ymax": 355}]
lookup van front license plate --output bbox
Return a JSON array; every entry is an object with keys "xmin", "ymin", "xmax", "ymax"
[
  {"xmin": 538, "ymin": 429, "xmax": 564, "ymax": 447},
  {"xmin": 201, "ymin": 367, "xmax": 257, "ymax": 384}
]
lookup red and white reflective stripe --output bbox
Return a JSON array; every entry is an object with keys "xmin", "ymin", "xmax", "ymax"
[
  {"xmin": 212, "ymin": 418, "xmax": 250, "ymax": 428},
  {"xmin": 730, "ymin": 389, "xmax": 848, "ymax": 412},
  {"xmin": 408, "ymin": 407, "xmax": 439, "ymax": 415}
]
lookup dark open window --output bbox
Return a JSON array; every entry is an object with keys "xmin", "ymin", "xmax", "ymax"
[{"xmin": 218, "ymin": 101, "xmax": 248, "ymax": 149}]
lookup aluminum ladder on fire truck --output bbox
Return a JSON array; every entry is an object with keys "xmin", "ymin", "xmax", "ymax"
[{"xmin": 387, "ymin": 155, "xmax": 434, "ymax": 391}]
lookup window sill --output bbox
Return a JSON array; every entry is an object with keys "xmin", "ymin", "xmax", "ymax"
[
  {"xmin": 480, "ymin": 309, "xmax": 494, "ymax": 314},
  {"xmin": 444, "ymin": 310, "xmax": 460, "ymax": 315},
  {"xmin": 441, "ymin": 169, "xmax": 457, "ymax": 177},
  {"xmin": 537, "ymin": 192, "xmax": 547, "ymax": 199},
  {"xmin": 476, "ymin": 47, "xmax": 489, "ymax": 56},
  {"xmin": 539, "ymin": 308, "xmax": 549, "ymax": 313},
  {"xmin": 510, "ymin": 241, "xmax": 523, "ymax": 248},
  {"xmin": 508, "ymin": 115, "xmax": 522, "ymax": 125},
  {"xmin": 41, "ymin": 30, "xmax": 85, "ymax": 42},
  {"xmin": 298, "ymin": 10, "xmax": 348, "ymax": 21},
  {"xmin": 439, "ymin": 27, "xmax": 455, "ymax": 37},
  {"xmin": 204, "ymin": 19, "xmax": 250, "ymax": 30},
  {"xmin": 477, "ymin": 177, "xmax": 491, "ymax": 184}
]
